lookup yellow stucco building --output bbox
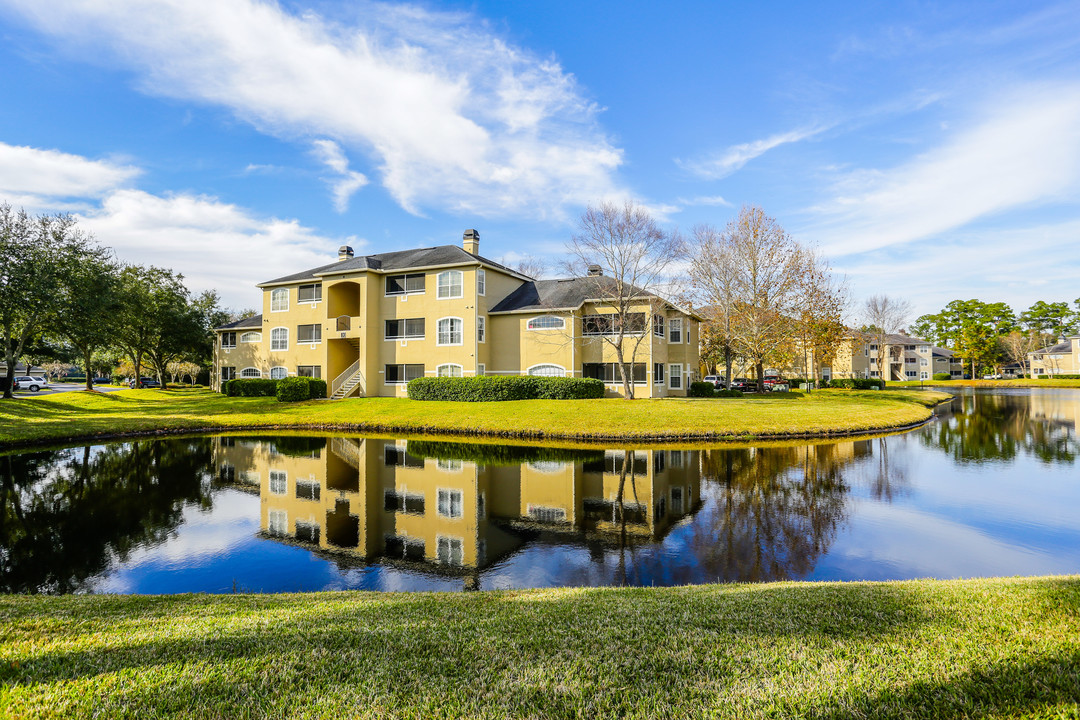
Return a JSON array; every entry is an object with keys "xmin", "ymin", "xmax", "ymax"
[
  {"xmin": 1029, "ymin": 336, "xmax": 1080, "ymax": 376},
  {"xmin": 214, "ymin": 230, "xmax": 700, "ymax": 398}
]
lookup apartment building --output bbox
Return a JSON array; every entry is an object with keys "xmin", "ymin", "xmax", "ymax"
[
  {"xmin": 213, "ymin": 436, "xmax": 701, "ymax": 586},
  {"xmin": 782, "ymin": 332, "xmax": 962, "ymax": 382},
  {"xmin": 1029, "ymin": 336, "xmax": 1080, "ymax": 376},
  {"xmin": 214, "ymin": 230, "xmax": 700, "ymax": 398}
]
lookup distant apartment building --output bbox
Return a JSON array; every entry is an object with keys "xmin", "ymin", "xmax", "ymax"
[
  {"xmin": 1029, "ymin": 336, "xmax": 1080, "ymax": 376},
  {"xmin": 214, "ymin": 230, "xmax": 701, "ymax": 398},
  {"xmin": 775, "ymin": 332, "xmax": 962, "ymax": 382}
]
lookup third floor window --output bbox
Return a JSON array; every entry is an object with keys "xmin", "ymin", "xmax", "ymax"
[{"xmin": 386, "ymin": 273, "xmax": 425, "ymax": 296}]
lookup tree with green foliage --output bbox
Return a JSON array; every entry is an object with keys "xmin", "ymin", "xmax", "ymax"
[
  {"xmin": 1020, "ymin": 300, "xmax": 1073, "ymax": 337},
  {"xmin": 50, "ymin": 246, "xmax": 122, "ymax": 391}
]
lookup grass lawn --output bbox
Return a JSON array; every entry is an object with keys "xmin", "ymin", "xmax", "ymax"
[
  {"xmin": 890, "ymin": 378, "xmax": 1080, "ymax": 389},
  {"xmin": 0, "ymin": 576, "xmax": 1076, "ymax": 719},
  {"xmin": 0, "ymin": 387, "xmax": 950, "ymax": 448}
]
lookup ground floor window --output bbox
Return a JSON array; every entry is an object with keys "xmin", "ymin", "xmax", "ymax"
[
  {"xmin": 270, "ymin": 366, "xmax": 288, "ymax": 380},
  {"xmin": 920, "ymin": 371, "xmax": 929, "ymax": 380},
  {"xmin": 583, "ymin": 362, "xmax": 647, "ymax": 384},
  {"xmin": 653, "ymin": 363, "xmax": 664, "ymax": 384},
  {"xmin": 528, "ymin": 364, "xmax": 565, "ymax": 377},
  {"xmin": 221, "ymin": 367, "xmax": 236, "ymax": 382},
  {"xmin": 385, "ymin": 364, "xmax": 425, "ymax": 384},
  {"xmin": 669, "ymin": 364, "xmax": 682, "ymax": 389},
  {"xmin": 240, "ymin": 367, "xmax": 261, "ymax": 378},
  {"xmin": 297, "ymin": 365, "xmax": 321, "ymax": 378},
  {"xmin": 437, "ymin": 536, "xmax": 464, "ymax": 566},
  {"xmin": 437, "ymin": 364, "xmax": 463, "ymax": 377},
  {"xmin": 906, "ymin": 371, "xmax": 917, "ymax": 378}
]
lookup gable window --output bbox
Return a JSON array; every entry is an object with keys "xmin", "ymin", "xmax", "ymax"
[
  {"xmin": 297, "ymin": 324, "xmax": 322, "ymax": 343},
  {"xmin": 385, "ymin": 273, "xmax": 425, "ymax": 296},
  {"xmin": 239, "ymin": 331, "xmax": 261, "ymax": 343},
  {"xmin": 221, "ymin": 332, "xmax": 237, "ymax": 348},
  {"xmin": 477, "ymin": 269, "xmax": 486, "ymax": 296},
  {"xmin": 385, "ymin": 318, "xmax": 425, "ymax": 340},
  {"xmin": 297, "ymin": 365, "xmax": 321, "ymax": 378},
  {"xmin": 270, "ymin": 327, "xmax": 288, "ymax": 351},
  {"xmin": 270, "ymin": 367, "xmax": 288, "ymax": 380},
  {"xmin": 240, "ymin": 367, "xmax": 261, "ymax": 378},
  {"xmin": 437, "ymin": 270, "xmax": 463, "ymax": 299},
  {"xmin": 528, "ymin": 364, "xmax": 566, "ymax": 377},
  {"xmin": 385, "ymin": 364, "xmax": 425, "ymax": 384},
  {"xmin": 271, "ymin": 288, "xmax": 289, "ymax": 312},
  {"xmin": 437, "ymin": 364, "xmax": 463, "ymax": 377},
  {"xmin": 437, "ymin": 317, "xmax": 463, "ymax": 346},
  {"xmin": 477, "ymin": 316, "xmax": 486, "ymax": 343},
  {"xmin": 527, "ymin": 315, "xmax": 565, "ymax": 330},
  {"xmin": 653, "ymin": 315, "xmax": 665, "ymax": 338},
  {"xmin": 298, "ymin": 283, "xmax": 322, "ymax": 303},
  {"xmin": 669, "ymin": 364, "xmax": 682, "ymax": 389},
  {"xmin": 669, "ymin": 318, "xmax": 683, "ymax": 344}
]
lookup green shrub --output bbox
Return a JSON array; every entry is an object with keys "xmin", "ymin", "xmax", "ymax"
[
  {"xmin": 225, "ymin": 378, "xmax": 278, "ymax": 397},
  {"xmin": 688, "ymin": 382, "xmax": 715, "ymax": 397},
  {"xmin": 407, "ymin": 376, "xmax": 604, "ymax": 401},
  {"xmin": 308, "ymin": 379, "xmax": 327, "ymax": 399},
  {"xmin": 1045, "ymin": 374, "xmax": 1080, "ymax": 379},
  {"xmin": 714, "ymin": 388, "xmax": 743, "ymax": 398},
  {"xmin": 276, "ymin": 376, "xmax": 311, "ymax": 403},
  {"xmin": 932, "ymin": 373, "xmax": 952, "ymax": 380},
  {"xmin": 827, "ymin": 378, "xmax": 886, "ymax": 390}
]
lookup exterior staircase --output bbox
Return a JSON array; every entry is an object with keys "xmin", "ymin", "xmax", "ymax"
[{"xmin": 331, "ymin": 345, "xmax": 365, "ymax": 400}]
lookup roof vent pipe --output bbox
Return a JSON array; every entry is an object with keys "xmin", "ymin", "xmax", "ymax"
[
  {"xmin": 587, "ymin": 264, "xmax": 603, "ymax": 276},
  {"xmin": 338, "ymin": 245, "xmax": 354, "ymax": 261},
  {"xmin": 463, "ymin": 229, "xmax": 480, "ymax": 255}
]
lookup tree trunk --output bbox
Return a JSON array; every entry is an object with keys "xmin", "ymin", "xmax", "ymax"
[
  {"xmin": 755, "ymin": 361, "xmax": 765, "ymax": 393},
  {"xmin": 83, "ymin": 347, "xmax": 94, "ymax": 391},
  {"xmin": 724, "ymin": 346, "xmax": 733, "ymax": 390}
]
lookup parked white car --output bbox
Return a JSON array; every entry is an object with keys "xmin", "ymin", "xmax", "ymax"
[{"xmin": 15, "ymin": 376, "xmax": 49, "ymax": 392}]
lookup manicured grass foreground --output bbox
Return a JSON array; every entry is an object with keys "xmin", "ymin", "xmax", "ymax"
[
  {"xmin": 0, "ymin": 577, "xmax": 1077, "ymax": 719},
  {"xmin": 0, "ymin": 387, "xmax": 950, "ymax": 447}
]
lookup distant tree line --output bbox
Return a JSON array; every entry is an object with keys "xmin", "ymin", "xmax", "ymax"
[
  {"xmin": 0, "ymin": 202, "xmax": 249, "ymax": 398},
  {"xmin": 911, "ymin": 299, "xmax": 1080, "ymax": 377}
]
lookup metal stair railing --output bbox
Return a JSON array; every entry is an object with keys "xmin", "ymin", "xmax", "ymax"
[{"xmin": 331, "ymin": 359, "xmax": 361, "ymax": 399}]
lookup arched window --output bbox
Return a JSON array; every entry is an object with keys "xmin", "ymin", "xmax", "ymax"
[
  {"xmin": 436, "ymin": 317, "xmax": 463, "ymax": 345},
  {"xmin": 527, "ymin": 315, "xmax": 565, "ymax": 330},
  {"xmin": 240, "ymin": 367, "xmax": 261, "ymax": 378},
  {"xmin": 437, "ymin": 364, "xmax": 463, "ymax": 377},
  {"xmin": 528, "ymin": 364, "xmax": 566, "ymax": 377},
  {"xmin": 270, "ymin": 367, "xmax": 288, "ymax": 380},
  {"xmin": 240, "ymin": 331, "xmax": 261, "ymax": 343},
  {"xmin": 528, "ymin": 460, "xmax": 567, "ymax": 474},
  {"xmin": 270, "ymin": 327, "xmax": 288, "ymax": 351},
  {"xmin": 271, "ymin": 288, "xmax": 289, "ymax": 312},
  {"xmin": 437, "ymin": 270, "xmax": 463, "ymax": 299}
]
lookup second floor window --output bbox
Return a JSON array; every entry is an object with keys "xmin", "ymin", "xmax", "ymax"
[
  {"xmin": 270, "ymin": 327, "xmax": 288, "ymax": 351},
  {"xmin": 477, "ymin": 316, "xmax": 486, "ymax": 343},
  {"xmin": 386, "ymin": 273, "xmax": 425, "ymax": 296},
  {"xmin": 477, "ymin": 269, "xmax": 485, "ymax": 296},
  {"xmin": 271, "ymin": 288, "xmax": 289, "ymax": 312},
  {"xmin": 298, "ymin": 284, "xmax": 322, "ymax": 302},
  {"xmin": 385, "ymin": 318, "xmax": 425, "ymax": 340},
  {"xmin": 582, "ymin": 313, "xmax": 646, "ymax": 336},
  {"xmin": 437, "ymin": 270, "xmax": 463, "ymax": 298},
  {"xmin": 221, "ymin": 332, "xmax": 236, "ymax": 348},
  {"xmin": 527, "ymin": 315, "xmax": 565, "ymax": 330},
  {"xmin": 653, "ymin": 315, "xmax": 665, "ymax": 338},
  {"xmin": 669, "ymin": 318, "xmax": 683, "ymax": 343},
  {"xmin": 239, "ymin": 331, "xmax": 261, "ymax": 343},
  {"xmin": 437, "ymin": 317, "xmax": 463, "ymax": 345},
  {"xmin": 297, "ymin": 324, "xmax": 322, "ymax": 343}
]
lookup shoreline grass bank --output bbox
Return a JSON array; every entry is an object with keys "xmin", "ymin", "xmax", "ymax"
[
  {"xmin": 890, "ymin": 378, "xmax": 1080, "ymax": 389},
  {"xmin": 0, "ymin": 387, "xmax": 951, "ymax": 449},
  {"xmin": 1, "ymin": 576, "xmax": 1077, "ymax": 718}
]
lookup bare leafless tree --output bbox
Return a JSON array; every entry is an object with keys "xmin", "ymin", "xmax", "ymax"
[
  {"xmin": 567, "ymin": 201, "xmax": 684, "ymax": 398},
  {"xmin": 794, "ymin": 250, "xmax": 849, "ymax": 384},
  {"xmin": 688, "ymin": 223, "xmax": 740, "ymax": 385},
  {"xmin": 862, "ymin": 295, "xmax": 913, "ymax": 381},
  {"xmin": 1000, "ymin": 330, "xmax": 1042, "ymax": 376}
]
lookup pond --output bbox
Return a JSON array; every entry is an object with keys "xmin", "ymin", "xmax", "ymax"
[{"xmin": 1, "ymin": 388, "xmax": 1077, "ymax": 594}]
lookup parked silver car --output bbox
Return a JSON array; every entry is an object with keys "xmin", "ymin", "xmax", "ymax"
[{"xmin": 15, "ymin": 375, "xmax": 49, "ymax": 392}]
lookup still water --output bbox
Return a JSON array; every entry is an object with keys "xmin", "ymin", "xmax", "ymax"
[{"xmin": 1, "ymin": 388, "xmax": 1077, "ymax": 594}]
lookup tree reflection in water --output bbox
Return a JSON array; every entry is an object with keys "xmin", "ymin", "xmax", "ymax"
[{"xmin": 0, "ymin": 439, "xmax": 215, "ymax": 593}]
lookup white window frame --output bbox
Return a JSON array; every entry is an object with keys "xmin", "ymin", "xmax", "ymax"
[
  {"xmin": 527, "ymin": 364, "xmax": 566, "ymax": 377},
  {"xmin": 436, "ymin": 535, "xmax": 464, "ymax": 566},
  {"xmin": 653, "ymin": 315, "xmax": 665, "ymax": 339},
  {"xmin": 669, "ymin": 318, "xmax": 683, "ymax": 344},
  {"xmin": 477, "ymin": 316, "xmax": 486, "ymax": 343},
  {"xmin": 270, "ymin": 366, "xmax": 288, "ymax": 380},
  {"xmin": 437, "ymin": 488, "xmax": 463, "ymax": 519},
  {"xmin": 239, "ymin": 331, "xmax": 261, "ymax": 343},
  {"xmin": 436, "ymin": 317, "xmax": 463, "ymax": 346},
  {"xmin": 297, "ymin": 324, "xmax": 322, "ymax": 345},
  {"xmin": 476, "ymin": 269, "xmax": 486, "ymax": 296},
  {"xmin": 269, "ymin": 470, "xmax": 287, "ymax": 496},
  {"xmin": 477, "ymin": 363, "xmax": 485, "ymax": 376},
  {"xmin": 297, "ymin": 283, "xmax": 322, "ymax": 304},
  {"xmin": 437, "ymin": 363, "xmax": 463, "ymax": 377},
  {"xmin": 240, "ymin": 367, "xmax": 262, "ymax": 378},
  {"xmin": 220, "ymin": 332, "xmax": 237, "ymax": 349},
  {"xmin": 527, "ymin": 315, "xmax": 566, "ymax": 330},
  {"xmin": 268, "ymin": 510, "xmax": 288, "ymax": 536},
  {"xmin": 437, "ymin": 270, "xmax": 463, "ymax": 299},
  {"xmin": 669, "ymin": 363, "xmax": 682, "ymax": 389},
  {"xmin": 271, "ymin": 288, "xmax": 289, "ymax": 312},
  {"xmin": 270, "ymin": 327, "xmax": 288, "ymax": 351}
]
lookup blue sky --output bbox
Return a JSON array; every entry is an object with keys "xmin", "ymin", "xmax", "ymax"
[{"xmin": 1, "ymin": 0, "xmax": 1079, "ymax": 316}]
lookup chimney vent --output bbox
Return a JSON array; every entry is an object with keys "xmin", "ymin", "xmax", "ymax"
[
  {"xmin": 338, "ymin": 245, "xmax": 354, "ymax": 261},
  {"xmin": 463, "ymin": 228, "xmax": 480, "ymax": 255},
  {"xmin": 587, "ymin": 264, "xmax": 603, "ymax": 276}
]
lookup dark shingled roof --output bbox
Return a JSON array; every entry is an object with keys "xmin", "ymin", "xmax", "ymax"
[
  {"xmin": 215, "ymin": 314, "xmax": 262, "ymax": 331},
  {"xmin": 1035, "ymin": 340, "xmax": 1074, "ymax": 354},
  {"xmin": 489, "ymin": 276, "xmax": 653, "ymax": 313},
  {"xmin": 259, "ymin": 245, "xmax": 521, "ymax": 286}
]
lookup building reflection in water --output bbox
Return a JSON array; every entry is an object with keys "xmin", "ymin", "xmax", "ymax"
[{"xmin": 213, "ymin": 436, "xmax": 702, "ymax": 588}]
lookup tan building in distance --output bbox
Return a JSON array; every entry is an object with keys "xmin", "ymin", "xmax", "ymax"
[
  {"xmin": 782, "ymin": 332, "xmax": 963, "ymax": 382},
  {"xmin": 1029, "ymin": 336, "xmax": 1080, "ymax": 377},
  {"xmin": 214, "ymin": 230, "xmax": 700, "ymax": 398}
]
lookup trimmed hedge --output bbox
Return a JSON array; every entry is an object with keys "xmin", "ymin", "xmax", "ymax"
[
  {"xmin": 932, "ymin": 373, "xmax": 952, "ymax": 380},
  {"xmin": 714, "ymin": 388, "xmax": 744, "ymax": 398},
  {"xmin": 276, "ymin": 377, "xmax": 311, "ymax": 403},
  {"xmin": 407, "ymin": 376, "xmax": 605, "ymax": 401},
  {"xmin": 689, "ymin": 382, "xmax": 715, "ymax": 398},
  {"xmin": 308, "ymin": 379, "xmax": 327, "ymax": 399},
  {"xmin": 1042, "ymin": 374, "xmax": 1080, "ymax": 379},
  {"xmin": 225, "ymin": 378, "xmax": 278, "ymax": 397},
  {"xmin": 827, "ymin": 378, "xmax": 886, "ymax": 390}
]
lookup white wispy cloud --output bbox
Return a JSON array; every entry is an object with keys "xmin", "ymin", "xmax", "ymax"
[
  {"xmin": 3, "ymin": 0, "xmax": 625, "ymax": 218},
  {"xmin": 0, "ymin": 142, "xmax": 140, "ymax": 210},
  {"xmin": 310, "ymin": 139, "xmax": 369, "ymax": 213},
  {"xmin": 805, "ymin": 85, "xmax": 1080, "ymax": 258},
  {"xmin": 679, "ymin": 126, "xmax": 827, "ymax": 180}
]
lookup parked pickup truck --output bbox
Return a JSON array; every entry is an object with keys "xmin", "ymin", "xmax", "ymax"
[{"xmin": 762, "ymin": 374, "xmax": 790, "ymax": 392}]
